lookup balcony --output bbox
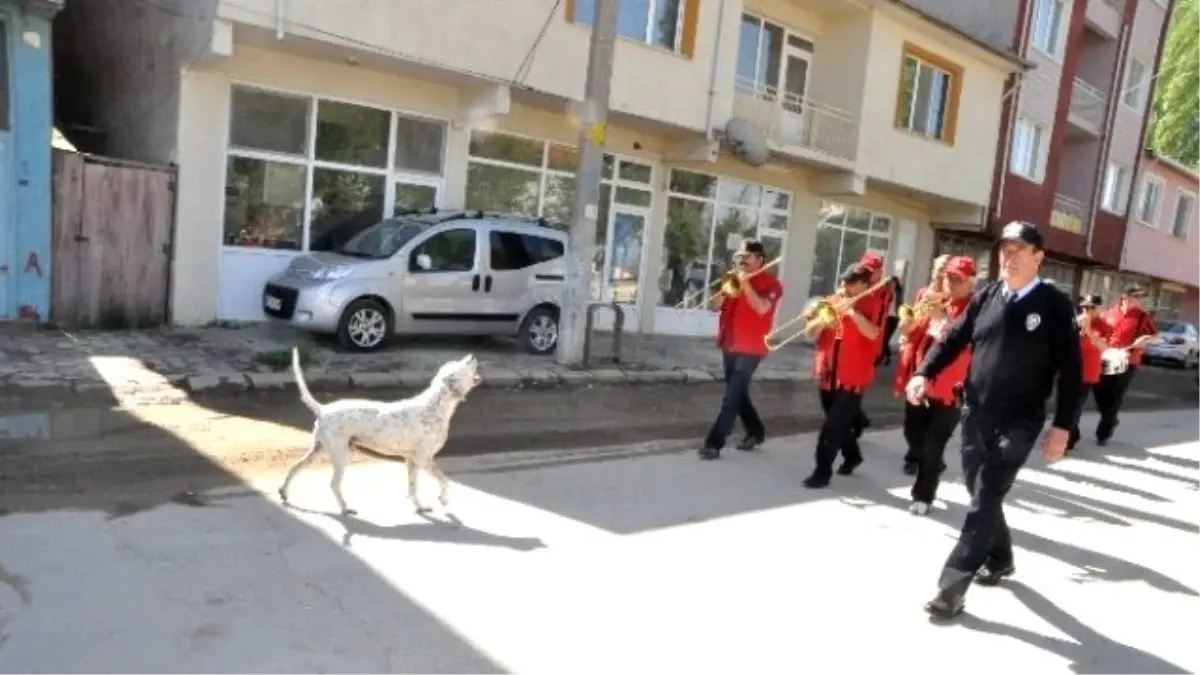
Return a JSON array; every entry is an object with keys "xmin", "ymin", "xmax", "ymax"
[
  {"xmin": 731, "ymin": 77, "xmax": 859, "ymax": 170},
  {"xmin": 1051, "ymin": 193, "xmax": 1088, "ymax": 235},
  {"xmin": 1084, "ymin": 0, "xmax": 1123, "ymax": 40},
  {"xmin": 1067, "ymin": 77, "xmax": 1107, "ymax": 138}
]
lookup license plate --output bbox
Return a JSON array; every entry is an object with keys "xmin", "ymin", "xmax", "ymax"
[{"xmin": 264, "ymin": 295, "xmax": 282, "ymax": 311}]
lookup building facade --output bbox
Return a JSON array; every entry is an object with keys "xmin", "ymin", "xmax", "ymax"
[
  {"xmin": 0, "ymin": 0, "xmax": 60, "ymax": 322},
  {"xmin": 912, "ymin": 0, "xmax": 1173, "ymax": 298},
  {"xmin": 1121, "ymin": 150, "xmax": 1199, "ymax": 322},
  {"xmin": 54, "ymin": 0, "xmax": 1023, "ymax": 336}
]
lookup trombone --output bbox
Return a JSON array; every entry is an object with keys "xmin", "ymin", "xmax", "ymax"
[
  {"xmin": 674, "ymin": 257, "xmax": 782, "ymax": 309},
  {"xmin": 897, "ymin": 293, "xmax": 949, "ymax": 323},
  {"xmin": 764, "ymin": 276, "xmax": 893, "ymax": 352}
]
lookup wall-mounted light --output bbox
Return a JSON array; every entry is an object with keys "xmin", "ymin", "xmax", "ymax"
[{"xmin": 21, "ymin": 28, "xmax": 41, "ymax": 49}]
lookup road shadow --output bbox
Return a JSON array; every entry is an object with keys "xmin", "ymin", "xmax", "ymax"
[
  {"xmin": 958, "ymin": 581, "xmax": 1190, "ymax": 674},
  {"xmin": 285, "ymin": 505, "xmax": 547, "ymax": 552}
]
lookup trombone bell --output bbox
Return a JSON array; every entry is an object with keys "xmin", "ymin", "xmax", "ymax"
[{"xmin": 898, "ymin": 304, "xmax": 915, "ymax": 323}]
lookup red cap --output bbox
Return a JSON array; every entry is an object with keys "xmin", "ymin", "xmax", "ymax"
[
  {"xmin": 944, "ymin": 256, "xmax": 976, "ymax": 279},
  {"xmin": 860, "ymin": 252, "xmax": 885, "ymax": 271}
]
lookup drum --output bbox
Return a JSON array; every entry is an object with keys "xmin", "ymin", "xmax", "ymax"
[{"xmin": 1101, "ymin": 348, "xmax": 1129, "ymax": 376}]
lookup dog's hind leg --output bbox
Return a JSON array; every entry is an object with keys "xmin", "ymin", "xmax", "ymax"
[
  {"xmin": 406, "ymin": 459, "xmax": 430, "ymax": 513},
  {"xmin": 328, "ymin": 442, "xmax": 356, "ymax": 516},
  {"xmin": 425, "ymin": 460, "xmax": 452, "ymax": 507},
  {"xmin": 279, "ymin": 437, "xmax": 322, "ymax": 504}
]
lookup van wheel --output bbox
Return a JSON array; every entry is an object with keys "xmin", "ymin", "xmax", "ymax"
[
  {"xmin": 519, "ymin": 306, "xmax": 559, "ymax": 355},
  {"xmin": 338, "ymin": 298, "xmax": 391, "ymax": 352}
]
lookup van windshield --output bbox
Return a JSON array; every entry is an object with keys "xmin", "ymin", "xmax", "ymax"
[{"xmin": 338, "ymin": 218, "xmax": 427, "ymax": 259}]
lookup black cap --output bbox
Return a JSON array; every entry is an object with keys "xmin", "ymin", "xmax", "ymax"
[
  {"xmin": 998, "ymin": 220, "xmax": 1045, "ymax": 250},
  {"xmin": 840, "ymin": 263, "xmax": 872, "ymax": 285},
  {"xmin": 1122, "ymin": 284, "xmax": 1147, "ymax": 297},
  {"xmin": 1079, "ymin": 294, "xmax": 1103, "ymax": 308},
  {"xmin": 737, "ymin": 239, "xmax": 766, "ymax": 257}
]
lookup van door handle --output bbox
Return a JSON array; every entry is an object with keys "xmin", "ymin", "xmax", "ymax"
[
  {"xmin": 484, "ymin": 275, "xmax": 493, "ymax": 293},
  {"xmin": 471, "ymin": 274, "xmax": 481, "ymax": 292}
]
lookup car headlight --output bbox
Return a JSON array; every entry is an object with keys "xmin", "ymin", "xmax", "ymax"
[{"xmin": 312, "ymin": 266, "xmax": 352, "ymax": 281}]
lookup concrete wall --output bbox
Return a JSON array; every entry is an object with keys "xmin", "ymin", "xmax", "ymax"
[
  {"xmin": 1105, "ymin": 0, "xmax": 1168, "ymax": 186},
  {"xmin": 1123, "ymin": 155, "xmax": 1200, "ymax": 286}
]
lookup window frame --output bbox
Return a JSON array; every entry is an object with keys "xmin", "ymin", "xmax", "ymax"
[
  {"xmin": 222, "ymin": 82, "xmax": 449, "ymax": 253},
  {"xmin": 734, "ymin": 13, "xmax": 816, "ymax": 104},
  {"xmin": 1100, "ymin": 163, "xmax": 1130, "ymax": 214},
  {"xmin": 408, "ymin": 226, "xmax": 480, "ymax": 274},
  {"xmin": 1009, "ymin": 116, "xmax": 1047, "ymax": 182},
  {"xmin": 1171, "ymin": 190, "xmax": 1196, "ymax": 239},
  {"xmin": 1135, "ymin": 173, "xmax": 1165, "ymax": 226},
  {"xmin": 1121, "ymin": 57, "xmax": 1149, "ymax": 112},
  {"xmin": 894, "ymin": 42, "xmax": 963, "ymax": 145},
  {"xmin": 487, "ymin": 228, "xmax": 566, "ymax": 272},
  {"xmin": 0, "ymin": 16, "xmax": 9, "ymax": 133},
  {"xmin": 1030, "ymin": 0, "xmax": 1068, "ymax": 60},
  {"xmin": 565, "ymin": 0, "xmax": 700, "ymax": 58},
  {"xmin": 809, "ymin": 201, "xmax": 896, "ymax": 298}
]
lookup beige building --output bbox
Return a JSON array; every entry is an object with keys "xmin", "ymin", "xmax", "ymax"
[{"xmin": 55, "ymin": 0, "xmax": 1025, "ymax": 337}]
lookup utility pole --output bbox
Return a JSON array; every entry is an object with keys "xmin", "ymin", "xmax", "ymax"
[{"xmin": 556, "ymin": 0, "xmax": 619, "ymax": 367}]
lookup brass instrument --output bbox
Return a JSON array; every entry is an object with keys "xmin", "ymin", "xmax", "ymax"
[
  {"xmin": 674, "ymin": 257, "xmax": 782, "ymax": 309},
  {"xmin": 764, "ymin": 276, "xmax": 894, "ymax": 351},
  {"xmin": 898, "ymin": 293, "xmax": 949, "ymax": 323}
]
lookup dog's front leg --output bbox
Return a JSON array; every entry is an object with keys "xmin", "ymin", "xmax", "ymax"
[
  {"xmin": 425, "ymin": 460, "xmax": 452, "ymax": 507},
  {"xmin": 406, "ymin": 459, "xmax": 429, "ymax": 513}
]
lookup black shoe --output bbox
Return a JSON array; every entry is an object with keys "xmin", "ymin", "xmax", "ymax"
[
  {"xmin": 836, "ymin": 458, "xmax": 863, "ymax": 476},
  {"xmin": 903, "ymin": 461, "xmax": 919, "ymax": 476},
  {"xmin": 974, "ymin": 564, "xmax": 1015, "ymax": 586},
  {"xmin": 803, "ymin": 473, "xmax": 831, "ymax": 489},
  {"xmin": 736, "ymin": 435, "xmax": 764, "ymax": 451},
  {"xmin": 698, "ymin": 447, "xmax": 721, "ymax": 461},
  {"xmin": 924, "ymin": 591, "xmax": 965, "ymax": 619},
  {"xmin": 1096, "ymin": 437, "xmax": 1109, "ymax": 447}
]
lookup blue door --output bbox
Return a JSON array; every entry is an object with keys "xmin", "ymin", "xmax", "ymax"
[{"xmin": 0, "ymin": 15, "xmax": 11, "ymax": 319}]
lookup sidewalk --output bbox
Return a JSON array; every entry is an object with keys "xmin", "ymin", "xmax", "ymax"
[{"xmin": 0, "ymin": 323, "xmax": 815, "ymax": 408}]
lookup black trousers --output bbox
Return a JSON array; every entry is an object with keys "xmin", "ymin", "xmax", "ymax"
[
  {"xmin": 910, "ymin": 401, "xmax": 962, "ymax": 504},
  {"xmin": 1093, "ymin": 366, "xmax": 1137, "ymax": 441},
  {"xmin": 937, "ymin": 407, "xmax": 1042, "ymax": 599},
  {"xmin": 902, "ymin": 403, "xmax": 926, "ymax": 465},
  {"xmin": 704, "ymin": 352, "xmax": 765, "ymax": 450},
  {"xmin": 813, "ymin": 389, "xmax": 864, "ymax": 478},
  {"xmin": 1068, "ymin": 384, "xmax": 1101, "ymax": 448}
]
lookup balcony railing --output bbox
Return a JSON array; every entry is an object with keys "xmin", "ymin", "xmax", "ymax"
[
  {"xmin": 732, "ymin": 77, "xmax": 859, "ymax": 163},
  {"xmin": 1069, "ymin": 78, "xmax": 1106, "ymax": 132},
  {"xmin": 1051, "ymin": 193, "xmax": 1088, "ymax": 234}
]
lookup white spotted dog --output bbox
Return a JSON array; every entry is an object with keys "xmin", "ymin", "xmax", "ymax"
[{"xmin": 278, "ymin": 348, "xmax": 482, "ymax": 515}]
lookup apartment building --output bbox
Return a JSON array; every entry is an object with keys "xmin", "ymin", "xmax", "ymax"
[
  {"xmin": 911, "ymin": 0, "xmax": 1173, "ymax": 295},
  {"xmin": 1121, "ymin": 150, "xmax": 1198, "ymax": 322},
  {"xmin": 52, "ymin": 0, "xmax": 1024, "ymax": 335}
]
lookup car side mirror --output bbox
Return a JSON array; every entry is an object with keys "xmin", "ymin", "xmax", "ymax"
[{"xmin": 415, "ymin": 253, "xmax": 432, "ymax": 271}]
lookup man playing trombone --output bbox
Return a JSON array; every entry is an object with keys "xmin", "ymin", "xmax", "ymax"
[
  {"xmin": 801, "ymin": 264, "xmax": 881, "ymax": 488},
  {"xmin": 698, "ymin": 239, "xmax": 784, "ymax": 460},
  {"xmin": 1094, "ymin": 285, "xmax": 1157, "ymax": 446},
  {"xmin": 1070, "ymin": 294, "xmax": 1112, "ymax": 453},
  {"xmin": 896, "ymin": 253, "xmax": 952, "ymax": 475}
]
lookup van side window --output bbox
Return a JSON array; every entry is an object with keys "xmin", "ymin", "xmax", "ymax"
[
  {"xmin": 489, "ymin": 231, "xmax": 564, "ymax": 271},
  {"xmin": 410, "ymin": 228, "xmax": 476, "ymax": 272}
]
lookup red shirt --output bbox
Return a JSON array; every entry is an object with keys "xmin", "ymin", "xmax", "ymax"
[
  {"xmin": 894, "ymin": 286, "xmax": 932, "ymax": 397},
  {"xmin": 812, "ymin": 296, "xmax": 877, "ymax": 391},
  {"xmin": 865, "ymin": 278, "xmax": 896, "ymax": 354},
  {"xmin": 1080, "ymin": 315, "xmax": 1114, "ymax": 384},
  {"xmin": 1103, "ymin": 306, "xmax": 1156, "ymax": 367},
  {"xmin": 717, "ymin": 273, "xmax": 783, "ymax": 357},
  {"xmin": 916, "ymin": 296, "xmax": 971, "ymax": 405}
]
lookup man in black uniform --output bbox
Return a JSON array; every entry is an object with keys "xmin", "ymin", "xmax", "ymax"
[{"xmin": 905, "ymin": 221, "xmax": 1082, "ymax": 619}]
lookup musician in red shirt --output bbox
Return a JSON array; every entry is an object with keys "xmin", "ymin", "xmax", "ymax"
[
  {"xmin": 1069, "ymin": 294, "xmax": 1113, "ymax": 452},
  {"xmin": 802, "ymin": 264, "xmax": 881, "ymax": 489},
  {"xmin": 850, "ymin": 252, "xmax": 894, "ymax": 437},
  {"xmin": 700, "ymin": 239, "xmax": 784, "ymax": 460},
  {"xmin": 1094, "ymin": 285, "xmax": 1158, "ymax": 445},
  {"xmin": 906, "ymin": 256, "xmax": 976, "ymax": 515},
  {"xmin": 897, "ymin": 254, "xmax": 951, "ymax": 475}
]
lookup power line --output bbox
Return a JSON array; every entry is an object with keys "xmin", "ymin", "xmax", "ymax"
[{"xmin": 513, "ymin": 0, "xmax": 565, "ymax": 86}]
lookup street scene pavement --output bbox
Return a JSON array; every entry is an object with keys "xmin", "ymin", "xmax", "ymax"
[{"xmin": 1, "ymin": 408, "xmax": 1196, "ymax": 673}]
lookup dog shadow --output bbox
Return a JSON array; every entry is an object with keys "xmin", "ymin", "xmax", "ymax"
[
  {"xmin": 285, "ymin": 504, "xmax": 547, "ymax": 552},
  {"xmin": 956, "ymin": 581, "xmax": 1189, "ymax": 674}
]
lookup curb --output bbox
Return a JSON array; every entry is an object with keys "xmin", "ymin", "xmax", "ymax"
[{"xmin": 0, "ymin": 365, "xmax": 813, "ymax": 409}]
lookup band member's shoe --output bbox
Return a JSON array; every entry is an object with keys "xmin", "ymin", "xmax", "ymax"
[
  {"xmin": 736, "ymin": 435, "xmax": 764, "ymax": 451},
  {"xmin": 974, "ymin": 564, "xmax": 1015, "ymax": 586},
  {"xmin": 1096, "ymin": 437, "xmax": 1109, "ymax": 447},
  {"xmin": 836, "ymin": 457, "xmax": 862, "ymax": 476},
  {"xmin": 909, "ymin": 501, "xmax": 931, "ymax": 516},
  {"xmin": 802, "ymin": 473, "xmax": 831, "ymax": 489},
  {"xmin": 698, "ymin": 447, "xmax": 721, "ymax": 461},
  {"xmin": 903, "ymin": 461, "xmax": 919, "ymax": 476},
  {"xmin": 924, "ymin": 591, "xmax": 965, "ymax": 619}
]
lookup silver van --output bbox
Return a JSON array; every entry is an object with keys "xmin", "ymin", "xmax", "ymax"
[{"xmin": 261, "ymin": 210, "xmax": 567, "ymax": 353}]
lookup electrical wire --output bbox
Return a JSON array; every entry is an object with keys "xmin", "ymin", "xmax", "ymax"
[{"xmin": 513, "ymin": 0, "xmax": 566, "ymax": 86}]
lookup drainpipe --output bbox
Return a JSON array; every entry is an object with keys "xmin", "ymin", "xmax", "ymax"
[
  {"xmin": 1085, "ymin": 21, "xmax": 1130, "ymax": 259},
  {"xmin": 703, "ymin": 0, "xmax": 731, "ymax": 140},
  {"xmin": 993, "ymin": 0, "xmax": 1036, "ymax": 222},
  {"xmin": 275, "ymin": 0, "xmax": 286, "ymax": 40}
]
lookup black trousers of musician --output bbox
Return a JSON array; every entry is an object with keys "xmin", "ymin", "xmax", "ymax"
[
  {"xmin": 1093, "ymin": 366, "xmax": 1138, "ymax": 442},
  {"xmin": 703, "ymin": 352, "xmax": 765, "ymax": 450},
  {"xmin": 910, "ymin": 401, "xmax": 962, "ymax": 505},
  {"xmin": 812, "ymin": 388, "xmax": 864, "ymax": 479},
  {"xmin": 905, "ymin": 403, "xmax": 952, "ymax": 472},
  {"xmin": 936, "ymin": 408, "xmax": 1042, "ymax": 600},
  {"xmin": 1068, "ymin": 383, "xmax": 1101, "ymax": 449}
]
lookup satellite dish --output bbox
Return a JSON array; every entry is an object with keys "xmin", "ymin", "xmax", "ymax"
[{"xmin": 724, "ymin": 117, "xmax": 769, "ymax": 167}]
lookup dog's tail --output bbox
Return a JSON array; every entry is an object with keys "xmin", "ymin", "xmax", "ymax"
[{"xmin": 292, "ymin": 347, "xmax": 322, "ymax": 415}]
